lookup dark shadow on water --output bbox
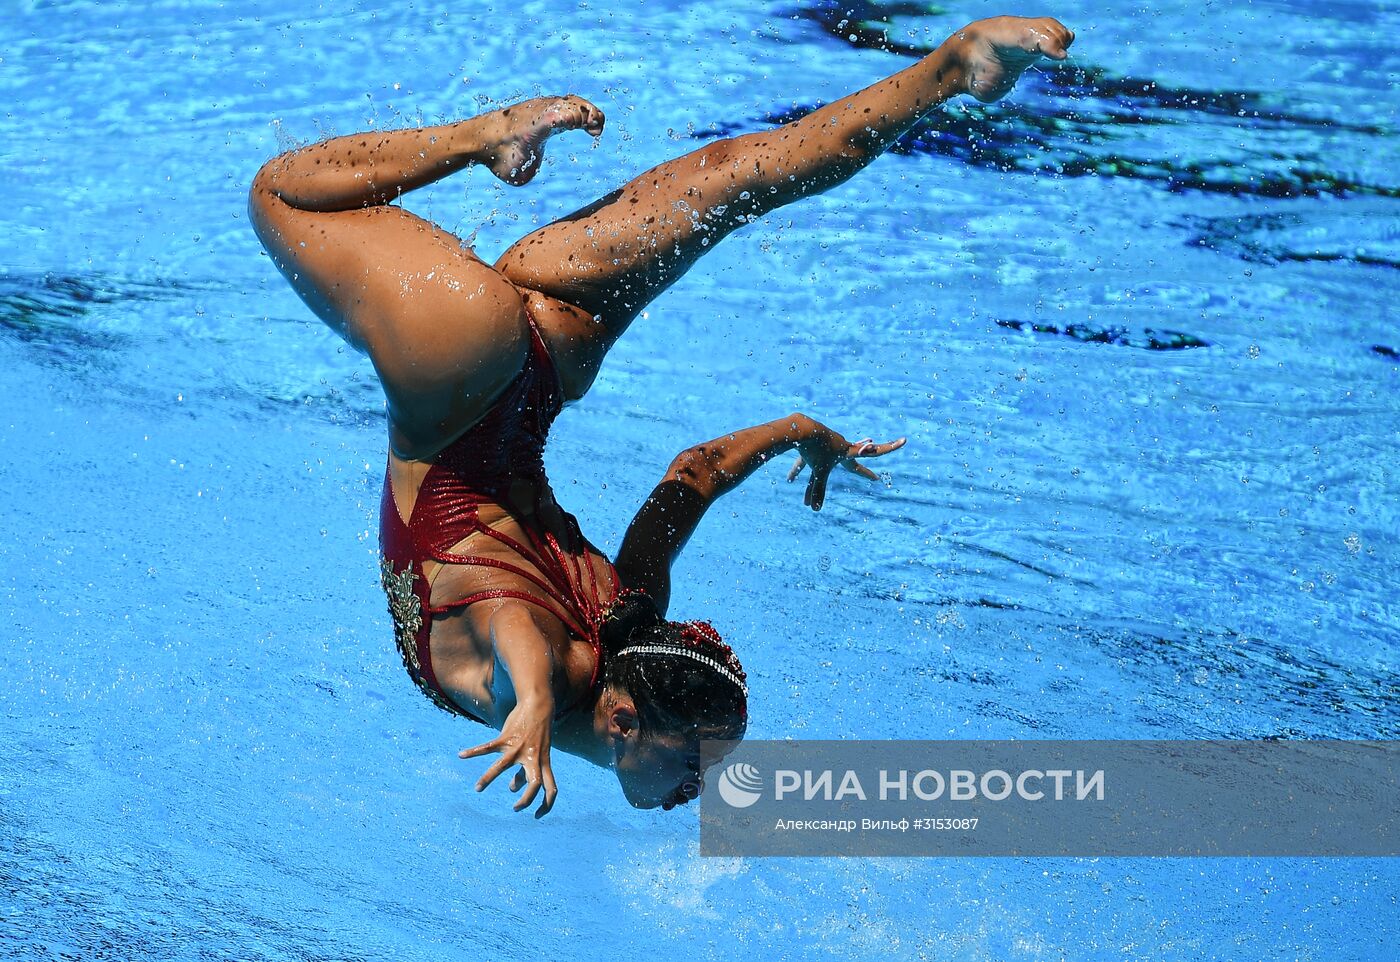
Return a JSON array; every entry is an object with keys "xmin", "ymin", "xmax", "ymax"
[
  {"xmin": 0, "ymin": 269, "xmax": 381, "ymax": 430},
  {"xmin": 995, "ymin": 318, "xmax": 1210, "ymax": 351},
  {"xmin": 786, "ymin": 0, "xmax": 952, "ymax": 59},
  {"xmin": 897, "ymin": 599, "xmax": 1400, "ymax": 738},
  {"xmin": 1081, "ymin": 620, "xmax": 1400, "ymax": 738},
  {"xmin": 1178, "ymin": 208, "xmax": 1400, "ymax": 270},
  {"xmin": 0, "ymin": 271, "xmax": 196, "ymax": 362},
  {"xmin": 791, "ymin": 1, "xmax": 1381, "ymax": 132}
]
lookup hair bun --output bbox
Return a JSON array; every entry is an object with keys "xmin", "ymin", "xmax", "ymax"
[{"xmin": 600, "ymin": 588, "xmax": 664, "ymax": 652}]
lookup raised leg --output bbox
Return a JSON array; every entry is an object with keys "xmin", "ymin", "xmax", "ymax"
[
  {"xmin": 247, "ymin": 97, "xmax": 606, "ymax": 456},
  {"xmin": 495, "ymin": 16, "xmax": 1074, "ymax": 336}
]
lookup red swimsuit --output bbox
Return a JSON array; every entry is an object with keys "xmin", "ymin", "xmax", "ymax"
[{"xmin": 378, "ymin": 308, "xmax": 620, "ymax": 723}]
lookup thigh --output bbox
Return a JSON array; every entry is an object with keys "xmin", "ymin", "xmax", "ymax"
[
  {"xmin": 250, "ymin": 190, "xmax": 529, "ymax": 457},
  {"xmin": 493, "ymin": 139, "xmax": 758, "ymax": 335}
]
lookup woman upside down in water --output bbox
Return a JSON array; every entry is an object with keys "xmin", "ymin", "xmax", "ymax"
[{"xmin": 249, "ymin": 16, "xmax": 1074, "ymax": 817}]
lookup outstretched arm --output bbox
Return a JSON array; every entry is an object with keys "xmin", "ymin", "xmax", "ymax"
[
  {"xmin": 615, "ymin": 414, "xmax": 904, "ymax": 613},
  {"xmin": 457, "ymin": 604, "xmax": 560, "ymax": 818}
]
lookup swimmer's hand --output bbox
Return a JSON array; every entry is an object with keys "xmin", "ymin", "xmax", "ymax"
[
  {"xmin": 459, "ymin": 698, "xmax": 558, "ymax": 818},
  {"xmin": 786, "ymin": 417, "xmax": 906, "ymax": 511}
]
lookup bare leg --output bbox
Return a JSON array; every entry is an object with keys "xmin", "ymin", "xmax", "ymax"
[
  {"xmin": 496, "ymin": 16, "xmax": 1074, "ymax": 337},
  {"xmin": 248, "ymin": 96, "xmax": 607, "ymax": 455}
]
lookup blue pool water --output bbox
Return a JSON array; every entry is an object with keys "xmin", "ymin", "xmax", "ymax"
[{"xmin": 3, "ymin": 0, "xmax": 1398, "ymax": 958}]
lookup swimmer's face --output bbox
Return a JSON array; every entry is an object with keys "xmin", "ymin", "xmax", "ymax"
[
  {"xmin": 613, "ymin": 732, "xmax": 744, "ymax": 810},
  {"xmin": 605, "ymin": 694, "xmax": 744, "ymax": 811},
  {"xmin": 614, "ymin": 732, "xmax": 703, "ymax": 810}
]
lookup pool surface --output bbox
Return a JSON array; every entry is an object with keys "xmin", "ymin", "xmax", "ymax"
[{"xmin": 2, "ymin": 1, "xmax": 1397, "ymax": 959}]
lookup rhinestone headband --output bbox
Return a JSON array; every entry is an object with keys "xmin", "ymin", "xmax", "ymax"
[{"xmin": 615, "ymin": 643, "xmax": 750, "ymax": 697}]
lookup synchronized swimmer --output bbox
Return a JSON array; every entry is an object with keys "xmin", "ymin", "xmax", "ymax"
[{"xmin": 250, "ymin": 15, "xmax": 1075, "ymax": 816}]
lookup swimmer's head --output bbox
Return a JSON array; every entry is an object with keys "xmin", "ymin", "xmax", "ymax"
[{"xmin": 597, "ymin": 590, "xmax": 748, "ymax": 810}]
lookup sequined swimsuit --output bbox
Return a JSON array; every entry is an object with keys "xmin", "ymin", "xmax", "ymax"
[{"xmin": 378, "ymin": 307, "xmax": 620, "ymax": 723}]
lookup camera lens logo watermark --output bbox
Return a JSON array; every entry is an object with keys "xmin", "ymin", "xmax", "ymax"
[{"xmin": 717, "ymin": 762, "xmax": 763, "ymax": 808}]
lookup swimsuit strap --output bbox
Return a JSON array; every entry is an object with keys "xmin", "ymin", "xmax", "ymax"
[
  {"xmin": 429, "ymin": 550, "xmax": 586, "ymax": 631},
  {"xmin": 428, "ymin": 507, "xmax": 614, "ymax": 705},
  {"xmin": 473, "ymin": 509, "xmax": 613, "ymax": 638},
  {"xmin": 425, "ymin": 569, "xmax": 591, "ymax": 642}
]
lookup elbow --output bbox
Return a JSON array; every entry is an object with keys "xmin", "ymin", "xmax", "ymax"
[
  {"xmin": 667, "ymin": 446, "xmax": 721, "ymax": 501},
  {"xmin": 839, "ymin": 137, "xmax": 874, "ymax": 165}
]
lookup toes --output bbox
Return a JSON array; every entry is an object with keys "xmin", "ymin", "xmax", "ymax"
[
  {"xmin": 1024, "ymin": 28, "xmax": 1055, "ymax": 60},
  {"xmin": 585, "ymin": 104, "xmax": 605, "ymax": 136},
  {"xmin": 565, "ymin": 95, "xmax": 605, "ymax": 136},
  {"xmin": 1041, "ymin": 18, "xmax": 1074, "ymax": 59}
]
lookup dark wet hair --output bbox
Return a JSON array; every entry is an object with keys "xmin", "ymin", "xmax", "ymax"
[{"xmin": 599, "ymin": 590, "xmax": 748, "ymax": 743}]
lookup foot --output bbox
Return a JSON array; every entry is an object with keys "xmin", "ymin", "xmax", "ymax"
[
  {"xmin": 483, "ymin": 95, "xmax": 606, "ymax": 186},
  {"xmin": 951, "ymin": 16, "xmax": 1075, "ymax": 104}
]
